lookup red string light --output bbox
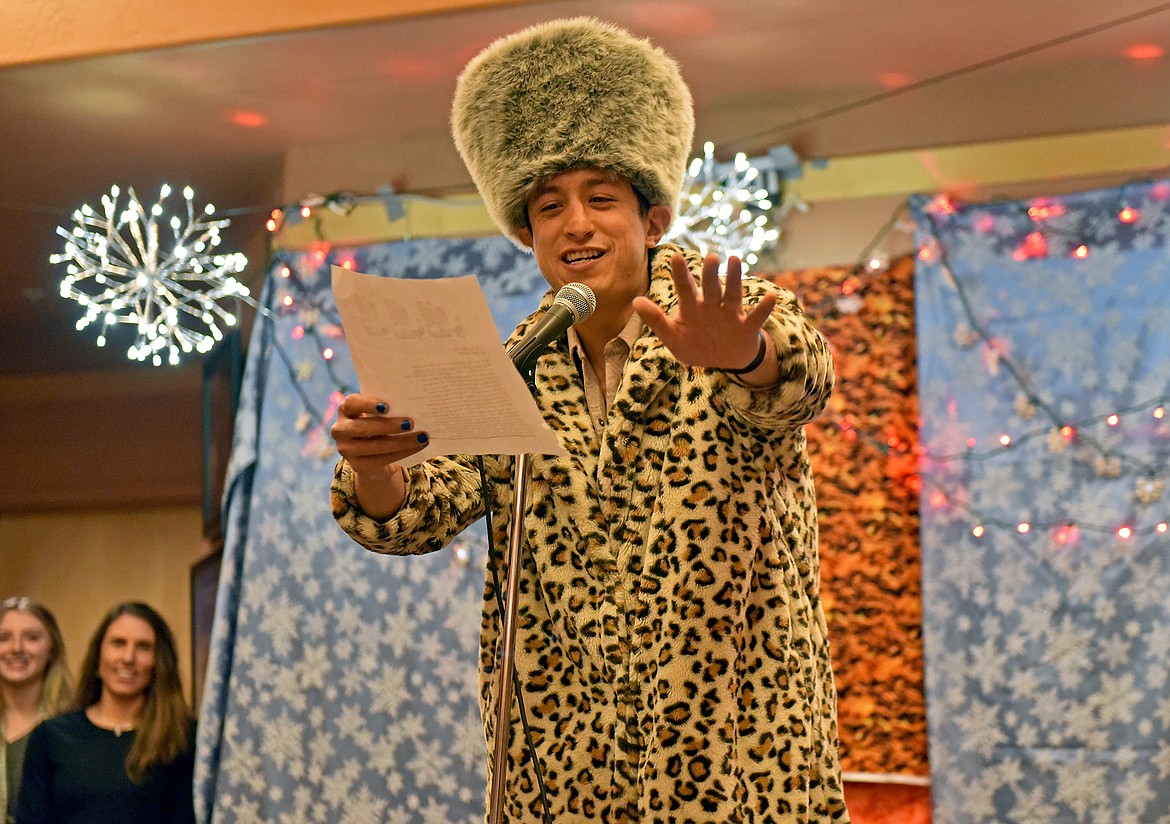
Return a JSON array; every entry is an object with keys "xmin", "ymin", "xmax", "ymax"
[
  {"xmin": 917, "ymin": 243, "xmax": 938, "ymax": 263},
  {"xmin": 1012, "ymin": 231, "xmax": 1048, "ymax": 260},
  {"xmin": 1027, "ymin": 202, "xmax": 1065, "ymax": 220},
  {"xmin": 926, "ymin": 194, "xmax": 956, "ymax": 216}
]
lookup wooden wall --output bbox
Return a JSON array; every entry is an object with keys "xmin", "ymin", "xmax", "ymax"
[{"xmin": 0, "ymin": 367, "xmax": 209, "ymax": 703}]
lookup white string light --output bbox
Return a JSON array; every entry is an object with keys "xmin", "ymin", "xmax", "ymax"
[
  {"xmin": 666, "ymin": 141, "xmax": 786, "ymax": 270},
  {"xmin": 50, "ymin": 184, "xmax": 249, "ymax": 366}
]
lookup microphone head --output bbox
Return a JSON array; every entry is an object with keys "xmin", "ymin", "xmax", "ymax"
[{"xmin": 554, "ymin": 282, "xmax": 597, "ymax": 323}]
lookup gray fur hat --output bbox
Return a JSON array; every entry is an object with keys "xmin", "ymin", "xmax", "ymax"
[{"xmin": 451, "ymin": 17, "xmax": 695, "ymax": 247}]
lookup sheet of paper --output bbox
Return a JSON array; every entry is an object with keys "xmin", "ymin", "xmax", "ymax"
[{"xmin": 331, "ymin": 265, "xmax": 565, "ymax": 467}]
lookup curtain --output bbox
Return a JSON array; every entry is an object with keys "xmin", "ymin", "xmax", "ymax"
[
  {"xmin": 911, "ymin": 179, "xmax": 1170, "ymax": 822},
  {"xmin": 193, "ymin": 237, "xmax": 546, "ymax": 823}
]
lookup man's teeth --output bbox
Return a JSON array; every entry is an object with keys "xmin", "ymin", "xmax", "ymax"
[{"xmin": 565, "ymin": 251, "xmax": 601, "ymax": 263}]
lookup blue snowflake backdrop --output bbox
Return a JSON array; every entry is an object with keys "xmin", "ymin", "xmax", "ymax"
[
  {"xmin": 194, "ymin": 237, "xmax": 546, "ymax": 823},
  {"xmin": 912, "ymin": 178, "xmax": 1170, "ymax": 823}
]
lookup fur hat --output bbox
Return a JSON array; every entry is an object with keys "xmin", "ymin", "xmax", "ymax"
[{"xmin": 451, "ymin": 17, "xmax": 694, "ymax": 247}]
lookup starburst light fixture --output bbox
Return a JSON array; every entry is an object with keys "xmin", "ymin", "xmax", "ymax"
[
  {"xmin": 666, "ymin": 142, "xmax": 785, "ymax": 270},
  {"xmin": 50, "ymin": 184, "xmax": 249, "ymax": 366}
]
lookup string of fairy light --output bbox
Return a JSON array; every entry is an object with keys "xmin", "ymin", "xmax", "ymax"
[
  {"xmin": 910, "ymin": 184, "xmax": 1170, "ymax": 543},
  {"xmin": 262, "ymin": 141, "xmax": 792, "ymax": 270}
]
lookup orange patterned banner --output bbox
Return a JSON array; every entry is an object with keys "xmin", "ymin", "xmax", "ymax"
[{"xmin": 768, "ymin": 256, "xmax": 928, "ymax": 779}]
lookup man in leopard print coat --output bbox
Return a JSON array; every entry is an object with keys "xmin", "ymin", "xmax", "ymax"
[{"xmin": 331, "ymin": 17, "xmax": 850, "ymax": 823}]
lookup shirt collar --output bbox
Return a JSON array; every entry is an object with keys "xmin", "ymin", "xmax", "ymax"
[{"xmin": 567, "ymin": 310, "xmax": 645, "ymax": 362}]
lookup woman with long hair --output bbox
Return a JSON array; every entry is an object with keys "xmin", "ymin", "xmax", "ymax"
[
  {"xmin": 0, "ymin": 597, "xmax": 72, "ymax": 824},
  {"xmin": 15, "ymin": 602, "xmax": 195, "ymax": 824}
]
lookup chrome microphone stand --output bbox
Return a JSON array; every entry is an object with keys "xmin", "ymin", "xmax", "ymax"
[{"xmin": 487, "ymin": 450, "xmax": 532, "ymax": 824}]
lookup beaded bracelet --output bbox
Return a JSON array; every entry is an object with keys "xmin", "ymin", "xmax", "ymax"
[{"xmin": 724, "ymin": 331, "xmax": 768, "ymax": 375}]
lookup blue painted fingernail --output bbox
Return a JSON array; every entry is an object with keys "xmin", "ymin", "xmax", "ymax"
[
  {"xmin": 400, "ymin": 420, "xmax": 413, "ymax": 431},
  {"xmin": 375, "ymin": 402, "xmax": 387, "ymax": 414},
  {"xmin": 417, "ymin": 433, "xmax": 428, "ymax": 444}
]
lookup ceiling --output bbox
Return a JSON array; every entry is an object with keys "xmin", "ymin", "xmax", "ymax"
[{"xmin": 2, "ymin": 0, "xmax": 1168, "ymax": 377}]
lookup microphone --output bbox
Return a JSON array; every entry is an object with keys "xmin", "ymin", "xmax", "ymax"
[{"xmin": 508, "ymin": 282, "xmax": 596, "ymax": 382}]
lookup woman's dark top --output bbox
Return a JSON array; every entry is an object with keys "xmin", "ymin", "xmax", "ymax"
[{"xmin": 14, "ymin": 710, "xmax": 195, "ymax": 824}]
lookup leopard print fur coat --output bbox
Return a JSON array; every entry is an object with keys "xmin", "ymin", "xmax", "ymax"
[{"xmin": 332, "ymin": 245, "xmax": 850, "ymax": 822}]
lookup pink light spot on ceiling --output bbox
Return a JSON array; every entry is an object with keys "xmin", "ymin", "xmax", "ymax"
[
  {"xmin": 1125, "ymin": 43, "xmax": 1164, "ymax": 60},
  {"xmin": 878, "ymin": 72, "xmax": 912, "ymax": 90},
  {"xmin": 380, "ymin": 53, "xmax": 452, "ymax": 82},
  {"xmin": 228, "ymin": 108, "xmax": 268, "ymax": 128}
]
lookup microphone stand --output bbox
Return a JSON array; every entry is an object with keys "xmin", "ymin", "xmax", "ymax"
[
  {"xmin": 487, "ymin": 354, "xmax": 539, "ymax": 824},
  {"xmin": 487, "ymin": 451, "xmax": 531, "ymax": 824}
]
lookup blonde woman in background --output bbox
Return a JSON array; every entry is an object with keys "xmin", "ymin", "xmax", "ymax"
[{"xmin": 0, "ymin": 597, "xmax": 72, "ymax": 824}]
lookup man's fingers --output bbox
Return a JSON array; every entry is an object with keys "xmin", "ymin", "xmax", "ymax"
[
  {"xmin": 337, "ymin": 393, "xmax": 389, "ymax": 418},
  {"xmin": 631, "ymin": 295, "xmax": 666, "ymax": 334},
  {"xmin": 745, "ymin": 292, "xmax": 778, "ymax": 327},
  {"xmin": 701, "ymin": 254, "xmax": 723, "ymax": 305},
  {"xmin": 336, "ymin": 415, "xmax": 413, "ymax": 439},
  {"xmin": 722, "ymin": 256, "xmax": 743, "ymax": 308},
  {"xmin": 670, "ymin": 253, "xmax": 700, "ymax": 313}
]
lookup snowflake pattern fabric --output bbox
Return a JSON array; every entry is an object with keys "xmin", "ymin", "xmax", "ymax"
[
  {"xmin": 193, "ymin": 237, "xmax": 546, "ymax": 823},
  {"xmin": 911, "ymin": 180, "xmax": 1170, "ymax": 823}
]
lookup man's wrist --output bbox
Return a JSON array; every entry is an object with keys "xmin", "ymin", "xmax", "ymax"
[
  {"xmin": 353, "ymin": 463, "xmax": 407, "ymax": 522},
  {"xmin": 724, "ymin": 331, "xmax": 769, "ymax": 375}
]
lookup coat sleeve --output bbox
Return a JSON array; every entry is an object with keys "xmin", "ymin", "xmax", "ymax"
[
  {"xmin": 332, "ymin": 454, "xmax": 495, "ymax": 556},
  {"xmin": 710, "ymin": 275, "xmax": 835, "ymax": 431}
]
